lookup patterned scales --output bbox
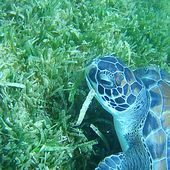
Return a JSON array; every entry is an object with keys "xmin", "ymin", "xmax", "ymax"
[{"xmin": 85, "ymin": 56, "xmax": 170, "ymax": 170}]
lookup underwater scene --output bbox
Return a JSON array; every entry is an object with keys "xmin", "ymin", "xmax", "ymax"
[{"xmin": 0, "ymin": 0, "xmax": 170, "ymax": 170}]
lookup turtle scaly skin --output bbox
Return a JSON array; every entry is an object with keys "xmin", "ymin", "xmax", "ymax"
[{"xmin": 85, "ymin": 56, "xmax": 170, "ymax": 170}]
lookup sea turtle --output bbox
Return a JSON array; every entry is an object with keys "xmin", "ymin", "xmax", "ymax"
[{"xmin": 85, "ymin": 55, "xmax": 170, "ymax": 170}]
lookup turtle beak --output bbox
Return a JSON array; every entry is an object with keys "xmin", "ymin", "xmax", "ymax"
[{"xmin": 85, "ymin": 60, "xmax": 98, "ymax": 85}]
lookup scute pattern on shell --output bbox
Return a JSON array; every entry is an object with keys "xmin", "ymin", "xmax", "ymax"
[{"xmin": 135, "ymin": 67, "xmax": 170, "ymax": 169}]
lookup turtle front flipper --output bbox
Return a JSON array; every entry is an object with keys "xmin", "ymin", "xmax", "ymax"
[
  {"xmin": 95, "ymin": 153, "xmax": 124, "ymax": 170},
  {"xmin": 96, "ymin": 141, "xmax": 151, "ymax": 170}
]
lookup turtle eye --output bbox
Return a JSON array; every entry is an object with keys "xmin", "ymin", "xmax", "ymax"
[{"xmin": 98, "ymin": 72, "xmax": 115, "ymax": 88}]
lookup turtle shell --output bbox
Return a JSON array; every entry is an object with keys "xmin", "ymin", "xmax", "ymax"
[{"xmin": 134, "ymin": 67, "xmax": 170, "ymax": 170}]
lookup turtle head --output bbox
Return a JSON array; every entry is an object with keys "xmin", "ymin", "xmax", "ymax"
[
  {"xmin": 85, "ymin": 55, "xmax": 145, "ymax": 116},
  {"xmin": 86, "ymin": 55, "xmax": 149, "ymax": 151}
]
